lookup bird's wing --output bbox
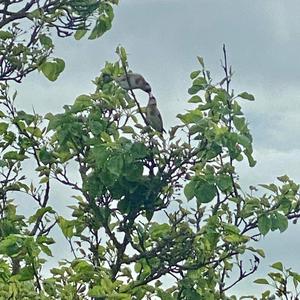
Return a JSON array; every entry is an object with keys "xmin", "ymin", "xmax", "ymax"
[
  {"xmin": 135, "ymin": 75, "xmax": 145, "ymax": 86},
  {"xmin": 157, "ymin": 111, "xmax": 163, "ymax": 125},
  {"xmin": 146, "ymin": 105, "xmax": 165, "ymax": 133},
  {"xmin": 156, "ymin": 110, "xmax": 165, "ymax": 133}
]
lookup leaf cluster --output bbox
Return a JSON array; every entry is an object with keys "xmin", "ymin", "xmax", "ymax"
[{"xmin": 0, "ymin": 0, "xmax": 117, "ymax": 82}]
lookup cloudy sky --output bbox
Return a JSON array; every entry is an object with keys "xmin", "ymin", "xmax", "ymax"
[{"xmin": 14, "ymin": 0, "xmax": 300, "ymax": 296}]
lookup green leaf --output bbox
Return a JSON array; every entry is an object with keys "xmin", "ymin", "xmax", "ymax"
[
  {"xmin": 177, "ymin": 109, "xmax": 203, "ymax": 124},
  {"xmin": 238, "ymin": 92, "xmax": 255, "ymax": 101},
  {"xmin": 53, "ymin": 58, "xmax": 65, "ymax": 73},
  {"xmin": 0, "ymin": 122, "xmax": 8, "ymax": 134},
  {"xmin": 259, "ymin": 183, "xmax": 278, "ymax": 193},
  {"xmin": 233, "ymin": 116, "xmax": 246, "ymax": 132},
  {"xmin": 254, "ymin": 278, "xmax": 269, "ymax": 285},
  {"xmin": 0, "ymin": 235, "xmax": 22, "ymax": 256},
  {"xmin": 91, "ymin": 146, "xmax": 109, "ymax": 168},
  {"xmin": 270, "ymin": 214, "xmax": 278, "ymax": 231},
  {"xmin": 50, "ymin": 268, "xmax": 65, "ymax": 275},
  {"xmin": 274, "ymin": 212, "xmax": 288, "ymax": 233},
  {"xmin": 39, "ymin": 147, "xmax": 55, "ymax": 164},
  {"xmin": 190, "ymin": 70, "xmax": 200, "ymax": 79},
  {"xmin": 72, "ymin": 260, "xmax": 94, "ymax": 273},
  {"xmin": 121, "ymin": 126, "xmax": 135, "ymax": 134},
  {"xmin": 39, "ymin": 176, "xmax": 49, "ymax": 184},
  {"xmin": 223, "ymin": 223, "xmax": 240, "ymax": 234},
  {"xmin": 117, "ymin": 199, "xmax": 130, "ymax": 214},
  {"xmin": 58, "ymin": 217, "xmax": 75, "ymax": 238},
  {"xmin": 278, "ymin": 197, "xmax": 291, "ymax": 214},
  {"xmin": 107, "ymin": 155, "xmax": 123, "ymax": 176},
  {"xmin": 256, "ymin": 248, "xmax": 266, "ymax": 258},
  {"xmin": 3, "ymin": 151, "xmax": 27, "ymax": 161},
  {"xmin": 238, "ymin": 134, "xmax": 252, "ymax": 150},
  {"xmin": 184, "ymin": 181, "xmax": 195, "ymax": 201},
  {"xmin": 88, "ymin": 286, "xmax": 105, "ymax": 297},
  {"xmin": 39, "ymin": 34, "xmax": 53, "ymax": 49},
  {"xmin": 0, "ymin": 30, "xmax": 13, "ymax": 40},
  {"xmin": 37, "ymin": 236, "xmax": 55, "ymax": 245},
  {"xmin": 131, "ymin": 142, "xmax": 148, "ymax": 158},
  {"xmin": 74, "ymin": 29, "xmax": 87, "ymax": 40},
  {"xmin": 188, "ymin": 95, "xmax": 202, "ymax": 103},
  {"xmin": 157, "ymin": 290, "xmax": 176, "ymax": 300},
  {"xmin": 188, "ymin": 124, "xmax": 201, "ymax": 135},
  {"xmin": 145, "ymin": 210, "xmax": 154, "ymax": 222},
  {"xmin": 223, "ymin": 234, "xmax": 247, "ymax": 244},
  {"xmin": 16, "ymin": 266, "xmax": 34, "ymax": 281},
  {"xmin": 216, "ymin": 175, "xmax": 232, "ymax": 192},
  {"xmin": 40, "ymin": 244, "xmax": 53, "ymax": 257},
  {"xmin": 194, "ymin": 179, "xmax": 217, "ymax": 203},
  {"xmin": 41, "ymin": 62, "xmax": 57, "ymax": 81},
  {"xmin": 89, "ymin": 15, "xmax": 113, "ymax": 40},
  {"xmin": 101, "ymin": 132, "xmax": 111, "ymax": 143},
  {"xmin": 89, "ymin": 120, "xmax": 105, "ymax": 135},
  {"xmin": 26, "ymin": 126, "xmax": 42, "ymax": 138},
  {"xmin": 261, "ymin": 291, "xmax": 271, "ymax": 298},
  {"xmin": 183, "ymin": 288, "xmax": 201, "ymax": 300},
  {"xmin": 43, "ymin": 278, "xmax": 57, "ymax": 297},
  {"xmin": 188, "ymin": 85, "xmax": 202, "ymax": 95},
  {"xmin": 73, "ymin": 94, "xmax": 92, "ymax": 112},
  {"xmin": 268, "ymin": 271, "xmax": 283, "ymax": 282},
  {"xmin": 205, "ymin": 142, "xmax": 222, "ymax": 160},
  {"xmin": 248, "ymin": 247, "xmax": 265, "ymax": 258},
  {"xmin": 126, "ymin": 163, "xmax": 143, "ymax": 182},
  {"xmin": 271, "ymin": 262, "xmax": 283, "ymax": 271},
  {"xmin": 258, "ymin": 214, "xmax": 271, "ymax": 235},
  {"xmin": 277, "ymin": 175, "xmax": 289, "ymax": 183},
  {"xmin": 17, "ymin": 111, "xmax": 35, "ymax": 125},
  {"xmin": 134, "ymin": 262, "xmax": 142, "ymax": 273},
  {"xmin": 120, "ymin": 47, "xmax": 127, "ymax": 63},
  {"xmin": 290, "ymin": 271, "xmax": 300, "ymax": 284},
  {"xmin": 150, "ymin": 223, "xmax": 170, "ymax": 239},
  {"xmin": 41, "ymin": 58, "xmax": 65, "ymax": 81},
  {"xmin": 188, "ymin": 77, "xmax": 207, "ymax": 95},
  {"xmin": 28, "ymin": 207, "xmax": 54, "ymax": 224},
  {"xmin": 193, "ymin": 77, "xmax": 207, "ymax": 86},
  {"xmin": 244, "ymin": 149, "xmax": 256, "ymax": 167}
]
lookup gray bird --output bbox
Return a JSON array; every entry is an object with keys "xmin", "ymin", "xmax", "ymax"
[
  {"xmin": 115, "ymin": 73, "xmax": 151, "ymax": 93},
  {"xmin": 146, "ymin": 95, "xmax": 165, "ymax": 133}
]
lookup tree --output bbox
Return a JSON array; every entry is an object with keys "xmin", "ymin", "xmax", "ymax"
[
  {"xmin": 0, "ymin": 2, "xmax": 300, "ymax": 300},
  {"xmin": 0, "ymin": 0, "xmax": 116, "ymax": 82}
]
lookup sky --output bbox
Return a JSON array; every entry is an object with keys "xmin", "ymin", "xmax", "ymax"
[{"xmin": 12, "ymin": 0, "xmax": 300, "ymax": 296}]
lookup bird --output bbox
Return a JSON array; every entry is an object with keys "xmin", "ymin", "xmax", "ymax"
[
  {"xmin": 146, "ymin": 95, "xmax": 165, "ymax": 133},
  {"xmin": 115, "ymin": 73, "xmax": 152, "ymax": 93}
]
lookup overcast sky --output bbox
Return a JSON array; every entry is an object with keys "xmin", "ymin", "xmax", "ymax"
[{"xmin": 13, "ymin": 0, "xmax": 300, "ymax": 296}]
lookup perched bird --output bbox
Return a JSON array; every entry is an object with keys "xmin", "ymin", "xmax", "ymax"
[
  {"xmin": 146, "ymin": 95, "xmax": 165, "ymax": 133},
  {"xmin": 115, "ymin": 73, "xmax": 152, "ymax": 93}
]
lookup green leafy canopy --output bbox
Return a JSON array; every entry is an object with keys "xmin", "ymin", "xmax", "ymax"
[{"xmin": 0, "ymin": 3, "xmax": 299, "ymax": 300}]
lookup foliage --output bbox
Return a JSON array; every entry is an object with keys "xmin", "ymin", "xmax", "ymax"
[
  {"xmin": 254, "ymin": 263, "xmax": 300, "ymax": 299},
  {"xmin": 0, "ymin": 2, "xmax": 300, "ymax": 300},
  {"xmin": 0, "ymin": 0, "xmax": 117, "ymax": 82}
]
